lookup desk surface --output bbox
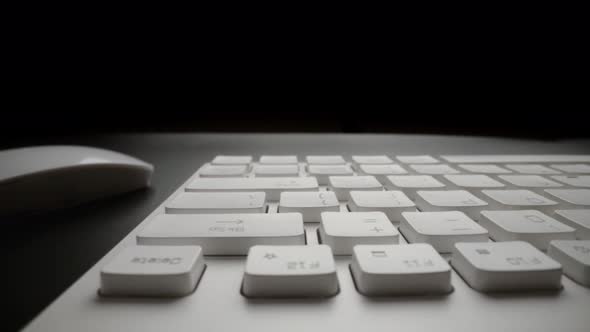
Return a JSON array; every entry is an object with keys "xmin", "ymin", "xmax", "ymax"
[{"xmin": 5, "ymin": 133, "xmax": 590, "ymax": 331}]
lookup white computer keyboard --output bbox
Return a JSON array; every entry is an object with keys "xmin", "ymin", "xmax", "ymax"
[{"xmin": 24, "ymin": 154, "xmax": 590, "ymax": 332}]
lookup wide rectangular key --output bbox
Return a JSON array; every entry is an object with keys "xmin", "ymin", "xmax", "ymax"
[
  {"xmin": 443, "ymin": 174, "xmax": 505, "ymax": 190},
  {"xmin": 458, "ymin": 164, "xmax": 512, "ymax": 174},
  {"xmin": 211, "ymin": 155, "xmax": 252, "ymax": 165},
  {"xmin": 505, "ymin": 164, "xmax": 561, "ymax": 175},
  {"xmin": 199, "ymin": 164, "xmax": 249, "ymax": 177},
  {"xmin": 480, "ymin": 210, "xmax": 575, "ymax": 250},
  {"xmin": 100, "ymin": 245, "xmax": 205, "ymax": 297},
  {"xmin": 386, "ymin": 175, "xmax": 445, "ymax": 200},
  {"xmin": 410, "ymin": 164, "xmax": 460, "ymax": 175},
  {"xmin": 348, "ymin": 190, "xmax": 415, "ymax": 223},
  {"xmin": 307, "ymin": 164, "xmax": 354, "ymax": 185},
  {"xmin": 358, "ymin": 165, "xmax": 408, "ymax": 184},
  {"xmin": 451, "ymin": 241, "xmax": 562, "ymax": 292},
  {"xmin": 481, "ymin": 190, "xmax": 558, "ymax": 214},
  {"xmin": 400, "ymin": 211, "xmax": 488, "ymax": 253},
  {"xmin": 186, "ymin": 177, "xmax": 319, "ymax": 201},
  {"xmin": 319, "ymin": 212, "xmax": 399, "ymax": 255},
  {"xmin": 259, "ymin": 155, "xmax": 298, "ymax": 165},
  {"xmin": 550, "ymin": 164, "xmax": 590, "ymax": 174},
  {"xmin": 544, "ymin": 189, "xmax": 590, "ymax": 208},
  {"xmin": 548, "ymin": 240, "xmax": 590, "ymax": 287},
  {"xmin": 555, "ymin": 210, "xmax": 590, "ymax": 239},
  {"xmin": 351, "ymin": 244, "xmax": 452, "ymax": 296},
  {"xmin": 253, "ymin": 165, "xmax": 299, "ymax": 177},
  {"xmin": 306, "ymin": 155, "xmax": 346, "ymax": 165},
  {"xmin": 415, "ymin": 190, "xmax": 488, "ymax": 219},
  {"xmin": 165, "ymin": 192, "xmax": 266, "ymax": 214},
  {"xmin": 137, "ymin": 213, "xmax": 305, "ymax": 255},
  {"xmin": 278, "ymin": 191, "xmax": 339, "ymax": 222},
  {"xmin": 242, "ymin": 245, "xmax": 339, "ymax": 298},
  {"xmin": 328, "ymin": 176, "xmax": 382, "ymax": 200},
  {"xmin": 551, "ymin": 175, "xmax": 590, "ymax": 188},
  {"xmin": 396, "ymin": 155, "xmax": 439, "ymax": 164},
  {"xmin": 498, "ymin": 175, "xmax": 563, "ymax": 193},
  {"xmin": 352, "ymin": 155, "xmax": 393, "ymax": 165}
]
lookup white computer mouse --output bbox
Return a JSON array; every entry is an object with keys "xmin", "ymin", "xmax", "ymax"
[{"xmin": 0, "ymin": 145, "xmax": 154, "ymax": 216}]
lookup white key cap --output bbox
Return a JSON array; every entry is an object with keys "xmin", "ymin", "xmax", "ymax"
[
  {"xmin": 100, "ymin": 245, "xmax": 205, "ymax": 297},
  {"xmin": 550, "ymin": 164, "xmax": 590, "ymax": 174},
  {"xmin": 555, "ymin": 210, "xmax": 590, "ymax": 239},
  {"xmin": 443, "ymin": 155, "xmax": 590, "ymax": 163},
  {"xmin": 259, "ymin": 155, "xmax": 298, "ymax": 165},
  {"xmin": 479, "ymin": 210, "xmax": 575, "ymax": 250},
  {"xmin": 165, "ymin": 192, "xmax": 266, "ymax": 214},
  {"xmin": 458, "ymin": 164, "xmax": 512, "ymax": 174},
  {"xmin": 481, "ymin": 190, "xmax": 558, "ymax": 214},
  {"xmin": 254, "ymin": 165, "xmax": 299, "ymax": 177},
  {"xmin": 548, "ymin": 240, "xmax": 590, "ymax": 287},
  {"xmin": 443, "ymin": 174, "xmax": 505, "ymax": 190},
  {"xmin": 498, "ymin": 175, "xmax": 563, "ymax": 192},
  {"xmin": 358, "ymin": 165, "xmax": 408, "ymax": 184},
  {"xmin": 386, "ymin": 175, "xmax": 445, "ymax": 200},
  {"xmin": 137, "ymin": 213, "xmax": 305, "ymax": 255},
  {"xmin": 328, "ymin": 176, "xmax": 382, "ymax": 200},
  {"xmin": 278, "ymin": 191, "xmax": 339, "ymax": 222},
  {"xmin": 199, "ymin": 164, "xmax": 249, "ymax": 177},
  {"xmin": 242, "ymin": 245, "xmax": 339, "ymax": 298},
  {"xmin": 319, "ymin": 212, "xmax": 399, "ymax": 255},
  {"xmin": 415, "ymin": 190, "xmax": 488, "ymax": 219},
  {"xmin": 186, "ymin": 177, "xmax": 319, "ymax": 201},
  {"xmin": 351, "ymin": 244, "xmax": 452, "ymax": 296},
  {"xmin": 306, "ymin": 155, "xmax": 346, "ymax": 165},
  {"xmin": 352, "ymin": 155, "xmax": 393, "ymax": 165},
  {"xmin": 397, "ymin": 155, "xmax": 439, "ymax": 164},
  {"xmin": 505, "ymin": 164, "xmax": 561, "ymax": 175},
  {"xmin": 348, "ymin": 191, "xmax": 415, "ymax": 223},
  {"xmin": 551, "ymin": 175, "xmax": 590, "ymax": 188},
  {"xmin": 400, "ymin": 211, "xmax": 488, "ymax": 253},
  {"xmin": 307, "ymin": 164, "xmax": 354, "ymax": 185},
  {"xmin": 410, "ymin": 164, "xmax": 460, "ymax": 175},
  {"xmin": 451, "ymin": 241, "xmax": 562, "ymax": 292},
  {"xmin": 211, "ymin": 155, "xmax": 252, "ymax": 165},
  {"xmin": 544, "ymin": 189, "xmax": 590, "ymax": 207}
]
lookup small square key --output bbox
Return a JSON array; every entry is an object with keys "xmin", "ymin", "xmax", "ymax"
[
  {"xmin": 498, "ymin": 175, "xmax": 563, "ymax": 193},
  {"xmin": 211, "ymin": 155, "xmax": 252, "ymax": 165},
  {"xmin": 259, "ymin": 155, "xmax": 298, "ymax": 165},
  {"xmin": 396, "ymin": 155, "xmax": 439, "ymax": 164},
  {"xmin": 199, "ymin": 164, "xmax": 249, "ymax": 177},
  {"xmin": 415, "ymin": 190, "xmax": 488, "ymax": 219},
  {"xmin": 254, "ymin": 165, "xmax": 300, "ymax": 177},
  {"xmin": 306, "ymin": 155, "xmax": 346, "ymax": 165},
  {"xmin": 100, "ymin": 245, "xmax": 205, "ymax": 297},
  {"xmin": 544, "ymin": 189, "xmax": 590, "ymax": 208},
  {"xmin": 319, "ymin": 212, "xmax": 399, "ymax": 255},
  {"xmin": 352, "ymin": 155, "xmax": 393, "ymax": 165},
  {"xmin": 351, "ymin": 244, "xmax": 452, "ymax": 296},
  {"xmin": 279, "ymin": 191, "xmax": 339, "ymax": 222},
  {"xmin": 307, "ymin": 164, "xmax": 354, "ymax": 185},
  {"xmin": 358, "ymin": 165, "xmax": 408, "ymax": 183},
  {"xmin": 443, "ymin": 174, "xmax": 505, "ymax": 190},
  {"xmin": 410, "ymin": 164, "xmax": 460, "ymax": 175},
  {"xmin": 348, "ymin": 191, "xmax": 415, "ymax": 223},
  {"xmin": 481, "ymin": 190, "xmax": 558, "ymax": 214},
  {"xmin": 451, "ymin": 241, "xmax": 562, "ymax": 292},
  {"xmin": 242, "ymin": 245, "xmax": 339, "ymax": 298},
  {"xmin": 328, "ymin": 176, "xmax": 382, "ymax": 200},
  {"xmin": 479, "ymin": 210, "xmax": 576, "ymax": 250},
  {"xmin": 458, "ymin": 164, "xmax": 512, "ymax": 174},
  {"xmin": 386, "ymin": 175, "xmax": 445, "ymax": 200},
  {"xmin": 551, "ymin": 175, "xmax": 590, "ymax": 188},
  {"xmin": 400, "ymin": 211, "xmax": 489, "ymax": 253},
  {"xmin": 165, "ymin": 192, "xmax": 266, "ymax": 214},
  {"xmin": 550, "ymin": 164, "xmax": 590, "ymax": 174},
  {"xmin": 548, "ymin": 240, "xmax": 590, "ymax": 287},
  {"xmin": 505, "ymin": 164, "xmax": 561, "ymax": 175},
  {"xmin": 555, "ymin": 210, "xmax": 590, "ymax": 239}
]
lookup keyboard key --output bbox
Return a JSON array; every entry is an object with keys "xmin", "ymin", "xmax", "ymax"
[
  {"xmin": 100, "ymin": 245, "xmax": 205, "ymax": 297},
  {"xmin": 278, "ymin": 191, "xmax": 339, "ymax": 222},
  {"xmin": 328, "ymin": 176, "xmax": 382, "ymax": 200},
  {"xmin": 548, "ymin": 240, "xmax": 590, "ymax": 287},
  {"xmin": 254, "ymin": 165, "xmax": 299, "ymax": 177},
  {"xmin": 199, "ymin": 164, "xmax": 249, "ymax": 177},
  {"xmin": 415, "ymin": 190, "xmax": 488, "ymax": 219},
  {"xmin": 452, "ymin": 241, "xmax": 562, "ymax": 292},
  {"xmin": 481, "ymin": 190, "xmax": 558, "ymax": 214},
  {"xmin": 186, "ymin": 177, "xmax": 319, "ymax": 201},
  {"xmin": 396, "ymin": 155, "xmax": 439, "ymax": 164},
  {"xmin": 386, "ymin": 175, "xmax": 445, "ymax": 200},
  {"xmin": 307, "ymin": 164, "xmax": 354, "ymax": 185},
  {"xmin": 352, "ymin": 155, "xmax": 393, "ymax": 165},
  {"xmin": 259, "ymin": 155, "xmax": 298, "ymax": 165},
  {"xmin": 242, "ymin": 245, "xmax": 339, "ymax": 298},
  {"xmin": 165, "ymin": 192, "xmax": 266, "ymax": 214},
  {"xmin": 479, "ymin": 210, "xmax": 576, "ymax": 250},
  {"xmin": 458, "ymin": 164, "xmax": 512, "ymax": 174},
  {"xmin": 410, "ymin": 164, "xmax": 460, "ymax": 175},
  {"xmin": 358, "ymin": 164, "xmax": 408, "ymax": 184},
  {"xmin": 400, "ymin": 211, "xmax": 488, "ymax": 253},
  {"xmin": 498, "ymin": 175, "xmax": 563, "ymax": 192},
  {"xmin": 505, "ymin": 164, "xmax": 561, "ymax": 175},
  {"xmin": 351, "ymin": 244, "xmax": 452, "ymax": 296},
  {"xmin": 211, "ymin": 155, "xmax": 252, "ymax": 165},
  {"xmin": 442, "ymin": 155, "xmax": 590, "ymax": 163},
  {"xmin": 306, "ymin": 155, "xmax": 346, "ymax": 165},
  {"xmin": 348, "ymin": 191, "xmax": 415, "ymax": 223},
  {"xmin": 555, "ymin": 210, "xmax": 590, "ymax": 239},
  {"xmin": 319, "ymin": 212, "xmax": 399, "ymax": 255},
  {"xmin": 550, "ymin": 164, "xmax": 590, "ymax": 174},
  {"xmin": 443, "ymin": 174, "xmax": 505, "ymax": 190},
  {"xmin": 544, "ymin": 189, "xmax": 590, "ymax": 207},
  {"xmin": 551, "ymin": 175, "xmax": 590, "ymax": 188},
  {"xmin": 137, "ymin": 213, "xmax": 305, "ymax": 255}
]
